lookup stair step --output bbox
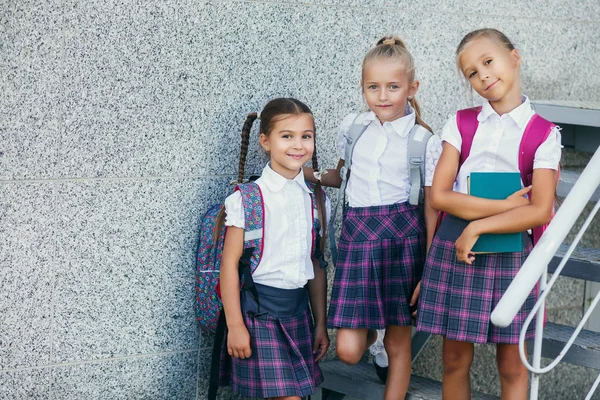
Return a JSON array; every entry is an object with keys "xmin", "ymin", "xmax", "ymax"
[
  {"xmin": 557, "ymin": 169, "xmax": 600, "ymax": 202},
  {"xmin": 550, "ymin": 245, "xmax": 600, "ymax": 282},
  {"xmin": 317, "ymin": 360, "xmax": 497, "ymax": 400},
  {"xmin": 528, "ymin": 322, "xmax": 600, "ymax": 370}
]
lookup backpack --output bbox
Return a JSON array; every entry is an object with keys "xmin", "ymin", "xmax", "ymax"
[
  {"xmin": 455, "ymin": 106, "xmax": 558, "ymax": 244},
  {"xmin": 329, "ymin": 113, "xmax": 434, "ymax": 264},
  {"xmin": 195, "ymin": 181, "xmax": 324, "ymax": 334}
]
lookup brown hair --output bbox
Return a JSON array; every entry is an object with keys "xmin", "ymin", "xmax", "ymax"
[
  {"xmin": 362, "ymin": 36, "xmax": 432, "ymax": 132},
  {"xmin": 215, "ymin": 98, "xmax": 327, "ymax": 253},
  {"xmin": 456, "ymin": 28, "xmax": 516, "ymax": 73}
]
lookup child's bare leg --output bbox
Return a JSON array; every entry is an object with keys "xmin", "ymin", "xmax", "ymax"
[
  {"xmin": 270, "ymin": 396, "xmax": 301, "ymax": 400},
  {"xmin": 442, "ymin": 338, "xmax": 474, "ymax": 400},
  {"xmin": 382, "ymin": 325, "xmax": 412, "ymax": 400},
  {"xmin": 336, "ymin": 328, "xmax": 376, "ymax": 364},
  {"xmin": 496, "ymin": 343, "xmax": 528, "ymax": 400}
]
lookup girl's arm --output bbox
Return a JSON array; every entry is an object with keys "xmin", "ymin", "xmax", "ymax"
[
  {"xmin": 423, "ymin": 186, "xmax": 437, "ymax": 254},
  {"xmin": 409, "ymin": 186, "xmax": 437, "ymax": 314},
  {"xmin": 431, "ymin": 142, "xmax": 531, "ymax": 220},
  {"xmin": 307, "ymin": 259, "xmax": 329, "ymax": 362},
  {"xmin": 219, "ymin": 226, "xmax": 252, "ymax": 359},
  {"xmin": 456, "ymin": 168, "xmax": 556, "ymax": 264},
  {"xmin": 303, "ymin": 159, "xmax": 344, "ymax": 188}
]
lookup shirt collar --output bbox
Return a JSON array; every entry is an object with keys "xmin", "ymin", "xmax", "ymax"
[
  {"xmin": 366, "ymin": 104, "xmax": 417, "ymax": 138},
  {"xmin": 478, "ymin": 95, "xmax": 532, "ymax": 129},
  {"xmin": 261, "ymin": 163, "xmax": 311, "ymax": 194}
]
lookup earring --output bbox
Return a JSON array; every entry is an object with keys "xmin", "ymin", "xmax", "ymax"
[{"xmin": 408, "ymin": 96, "xmax": 413, "ymax": 101}]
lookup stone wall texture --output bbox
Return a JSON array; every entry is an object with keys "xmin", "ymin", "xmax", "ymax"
[{"xmin": 1, "ymin": 0, "xmax": 599, "ymax": 399}]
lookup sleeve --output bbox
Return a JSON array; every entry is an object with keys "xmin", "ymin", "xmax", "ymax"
[
  {"xmin": 533, "ymin": 125, "xmax": 562, "ymax": 170},
  {"xmin": 424, "ymin": 134, "xmax": 443, "ymax": 186},
  {"xmin": 223, "ymin": 191, "xmax": 245, "ymax": 228},
  {"xmin": 337, "ymin": 113, "xmax": 358, "ymax": 160},
  {"xmin": 440, "ymin": 114, "xmax": 462, "ymax": 153}
]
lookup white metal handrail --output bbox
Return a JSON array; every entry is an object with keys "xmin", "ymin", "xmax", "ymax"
[{"xmin": 491, "ymin": 146, "xmax": 600, "ymax": 400}]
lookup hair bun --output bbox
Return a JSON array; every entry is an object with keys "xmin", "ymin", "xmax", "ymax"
[{"xmin": 376, "ymin": 35, "xmax": 407, "ymax": 49}]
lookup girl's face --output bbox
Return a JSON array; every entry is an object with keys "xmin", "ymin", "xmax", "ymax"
[
  {"xmin": 459, "ymin": 36, "xmax": 521, "ymax": 105},
  {"xmin": 259, "ymin": 113, "xmax": 315, "ymax": 180},
  {"xmin": 362, "ymin": 58, "xmax": 418, "ymax": 123}
]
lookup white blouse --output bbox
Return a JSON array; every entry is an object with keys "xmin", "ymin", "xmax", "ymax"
[
  {"xmin": 224, "ymin": 163, "xmax": 329, "ymax": 290},
  {"xmin": 337, "ymin": 105, "xmax": 443, "ymax": 208},
  {"xmin": 441, "ymin": 96, "xmax": 562, "ymax": 194}
]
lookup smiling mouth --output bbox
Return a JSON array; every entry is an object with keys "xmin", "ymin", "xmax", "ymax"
[
  {"xmin": 377, "ymin": 105, "xmax": 391, "ymax": 108},
  {"xmin": 288, "ymin": 154, "xmax": 305, "ymax": 159},
  {"xmin": 485, "ymin": 80, "xmax": 499, "ymax": 91}
]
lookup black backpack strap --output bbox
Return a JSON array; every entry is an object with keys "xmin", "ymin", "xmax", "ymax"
[{"xmin": 208, "ymin": 247, "xmax": 257, "ymax": 400}]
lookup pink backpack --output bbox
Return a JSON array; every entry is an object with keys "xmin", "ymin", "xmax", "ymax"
[{"xmin": 456, "ymin": 106, "xmax": 558, "ymax": 244}]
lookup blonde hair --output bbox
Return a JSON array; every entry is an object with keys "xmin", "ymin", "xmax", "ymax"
[
  {"xmin": 456, "ymin": 28, "xmax": 516, "ymax": 73},
  {"xmin": 362, "ymin": 36, "xmax": 431, "ymax": 132}
]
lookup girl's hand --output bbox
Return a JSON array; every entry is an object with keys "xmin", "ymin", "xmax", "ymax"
[
  {"xmin": 410, "ymin": 280, "xmax": 421, "ymax": 317},
  {"xmin": 505, "ymin": 186, "xmax": 532, "ymax": 210},
  {"xmin": 455, "ymin": 223, "xmax": 479, "ymax": 265},
  {"xmin": 312, "ymin": 325, "xmax": 330, "ymax": 362},
  {"xmin": 227, "ymin": 324, "xmax": 252, "ymax": 359}
]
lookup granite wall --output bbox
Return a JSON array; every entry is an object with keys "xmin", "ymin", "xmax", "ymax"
[{"xmin": 1, "ymin": 0, "xmax": 599, "ymax": 399}]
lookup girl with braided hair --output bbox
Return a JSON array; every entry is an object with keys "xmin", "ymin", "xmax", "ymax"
[{"xmin": 218, "ymin": 98, "xmax": 330, "ymax": 400}]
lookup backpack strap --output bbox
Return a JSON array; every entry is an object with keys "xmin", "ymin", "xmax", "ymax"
[
  {"xmin": 518, "ymin": 114, "xmax": 556, "ymax": 244},
  {"xmin": 236, "ymin": 182, "xmax": 265, "ymax": 272},
  {"xmin": 407, "ymin": 124, "xmax": 433, "ymax": 206},
  {"xmin": 329, "ymin": 113, "xmax": 370, "ymax": 265},
  {"xmin": 306, "ymin": 181, "xmax": 328, "ymax": 268},
  {"xmin": 519, "ymin": 114, "xmax": 556, "ymax": 187},
  {"xmin": 456, "ymin": 107, "xmax": 481, "ymax": 168}
]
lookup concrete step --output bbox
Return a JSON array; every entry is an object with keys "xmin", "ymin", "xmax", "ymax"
[
  {"xmin": 528, "ymin": 322, "xmax": 600, "ymax": 370},
  {"xmin": 316, "ymin": 360, "xmax": 497, "ymax": 400},
  {"xmin": 557, "ymin": 169, "xmax": 600, "ymax": 202},
  {"xmin": 550, "ymin": 244, "xmax": 600, "ymax": 283}
]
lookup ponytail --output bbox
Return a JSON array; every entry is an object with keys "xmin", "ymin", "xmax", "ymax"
[{"xmin": 409, "ymin": 97, "xmax": 432, "ymax": 133}]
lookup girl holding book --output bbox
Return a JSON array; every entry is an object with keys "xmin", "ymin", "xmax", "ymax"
[{"xmin": 416, "ymin": 28, "xmax": 561, "ymax": 399}]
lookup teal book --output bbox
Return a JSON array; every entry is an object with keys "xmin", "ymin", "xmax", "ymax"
[{"xmin": 469, "ymin": 171, "xmax": 523, "ymax": 253}]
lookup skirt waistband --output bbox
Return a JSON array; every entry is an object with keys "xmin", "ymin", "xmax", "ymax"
[
  {"xmin": 241, "ymin": 282, "xmax": 309, "ymax": 317},
  {"xmin": 345, "ymin": 201, "xmax": 419, "ymax": 218}
]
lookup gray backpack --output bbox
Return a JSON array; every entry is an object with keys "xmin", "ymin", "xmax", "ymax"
[{"xmin": 329, "ymin": 114, "xmax": 433, "ymax": 264}]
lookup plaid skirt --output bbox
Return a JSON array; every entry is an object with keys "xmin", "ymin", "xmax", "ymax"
[
  {"xmin": 417, "ymin": 215, "xmax": 537, "ymax": 344},
  {"xmin": 219, "ymin": 283, "xmax": 323, "ymax": 398},
  {"xmin": 328, "ymin": 202, "xmax": 425, "ymax": 329}
]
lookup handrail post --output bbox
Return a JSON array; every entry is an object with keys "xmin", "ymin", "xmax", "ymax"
[{"xmin": 530, "ymin": 269, "xmax": 547, "ymax": 400}]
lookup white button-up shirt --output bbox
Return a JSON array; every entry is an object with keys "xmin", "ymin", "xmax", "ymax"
[
  {"xmin": 338, "ymin": 106, "xmax": 442, "ymax": 208},
  {"xmin": 441, "ymin": 96, "xmax": 562, "ymax": 194},
  {"xmin": 224, "ymin": 164, "xmax": 327, "ymax": 290}
]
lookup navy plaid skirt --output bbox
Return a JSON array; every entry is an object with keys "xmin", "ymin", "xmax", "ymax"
[
  {"xmin": 417, "ymin": 215, "xmax": 537, "ymax": 344},
  {"xmin": 328, "ymin": 202, "xmax": 425, "ymax": 329},
  {"xmin": 219, "ymin": 283, "xmax": 323, "ymax": 398}
]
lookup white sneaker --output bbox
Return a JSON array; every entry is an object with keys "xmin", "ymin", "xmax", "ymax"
[{"xmin": 369, "ymin": 329, "xmax": 386, "ymax": 356}]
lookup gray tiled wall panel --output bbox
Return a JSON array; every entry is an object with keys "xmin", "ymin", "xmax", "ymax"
[{"xmin": 0, "ymin": 183, "xmax": 55, "ymax": 369}]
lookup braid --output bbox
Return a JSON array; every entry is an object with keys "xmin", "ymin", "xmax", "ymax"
[
  {"xmin": 311, "ymin": 137, "xmax": 327, "ymax": 252},
  {"xmin": 409, "ymin": 97, "xmax": 432, "ymax": 133},
  {"xmin": 238, "ymin": 113, "xmax": 258, "ymax": 184},
  {"xmin": 214, "ymin": 112, "xmax": 257, "ymax": 244}
]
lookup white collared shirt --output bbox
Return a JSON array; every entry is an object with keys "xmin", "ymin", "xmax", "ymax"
[
  {"xmin": 442, "ymin": 96, "xmax": 562, "ymax": 194},
  {"xmin": 224, "ymin": 164, "xmax": 329, "ymax": 290},
  {"xmin": 338, "ymin": 106, "xmax": 442, "ymax": 207}
]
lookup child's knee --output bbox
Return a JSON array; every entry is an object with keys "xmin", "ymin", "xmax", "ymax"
[
  {"xmin": 336, "ymin": 343, "xmax": 363, "ymax": 365},
  {"xmin": 497, "ymin": 355, "xmax": 527, "ymax": 381},
  {"xmin": 383, "ymin": 327, "xmax": 411, "ymax": 355},
  {"xmin": 443, "ymin": 345, "xmax": 473, "ymax": 373}
]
